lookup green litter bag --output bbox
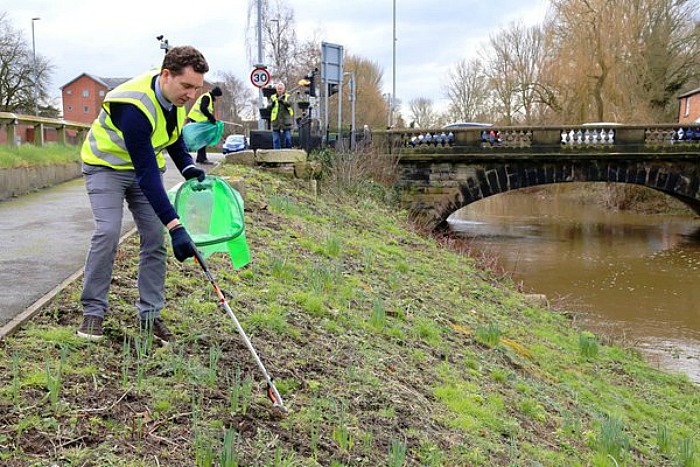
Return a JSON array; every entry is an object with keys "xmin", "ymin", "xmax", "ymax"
[
  {"xmin": 182, "ymin": 121, "xmax": 224, "ymax": 152},
  {"xmin": 168, "ymin": 176, "xmax": 250, "ymax": 269}
]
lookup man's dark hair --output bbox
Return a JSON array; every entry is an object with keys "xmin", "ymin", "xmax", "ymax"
[{"xmin": 162, "ymin": 46, "xmax": 209, "ymax": 75}]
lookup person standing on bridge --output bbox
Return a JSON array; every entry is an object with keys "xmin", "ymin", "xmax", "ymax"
[
  {"xmin": 267, "ymin": 82, "xmax": 294, "ymax": 149},
  {"xmin": 77, "ymin": 46, "xmax": 209, "ymax": 344},
  {"xmin": 187, "ymin": 85, "xmax": 223, "ymax": 164}
]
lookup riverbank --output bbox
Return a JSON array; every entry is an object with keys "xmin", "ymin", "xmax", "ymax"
[{"xmin": 1, "ymin": 164, "xmax": 698, "ymax": 465}]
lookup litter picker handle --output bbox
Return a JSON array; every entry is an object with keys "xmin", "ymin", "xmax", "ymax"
[{"xmin": 190, "ymin": 243, "xmax": 287, "ymax": 412}]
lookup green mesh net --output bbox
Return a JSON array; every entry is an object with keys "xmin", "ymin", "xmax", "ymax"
[
  {"xmin": 168, "ymin": 176, "xmax": 250, "ymax": 269},
  {"xmin": 182, "ymin": 121, "xmax": 225, "ymax": 152}
]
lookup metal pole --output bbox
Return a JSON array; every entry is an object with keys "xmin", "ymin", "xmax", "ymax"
[
  {"xmin": 391, "ymin": 0, "xmax": 396, "ymax": 128},
  {"xmin": 322, "ymin": 60, "xmax": 328, "ymax": 145},
  {"xmin": 350, "ymin": 72, "xmax": 356, "ymax": 151},
  {"xmin": 270, "ymin": 19, "xmax": 279, "ymax": 77},
  {"xmin": 31, "ymin": 17, "xmax": 41, "ymax": 116},
  {"xmin": 256, "ymin": 0, "xmax": 265, "ymax": 130},
  {"xmin": 337, "ymin": 72, "xmax": 343, "ymax": 151}
]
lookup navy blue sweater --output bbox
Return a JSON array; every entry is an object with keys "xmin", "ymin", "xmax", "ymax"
[{"xmin": 110, "ymin": 102, "xmax": 195, "ymax": 226}]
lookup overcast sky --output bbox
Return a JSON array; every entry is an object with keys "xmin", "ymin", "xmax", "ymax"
[{"xmin": 3, "ymin": 0, "xmax": 549, "ymax": 117}]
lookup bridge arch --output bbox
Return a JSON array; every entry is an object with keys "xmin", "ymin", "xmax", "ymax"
[
  {"xmin": 399, "ymin": 158, "xmax": 700, "ymax": 229},
  {"xmin": 386, "ymin": 124, "xmax": 700, "ymax": 229}
]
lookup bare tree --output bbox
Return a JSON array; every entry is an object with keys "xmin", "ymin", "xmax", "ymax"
[
  {"xmin": 625, "ymin": 0, "xmax": 700, "ymax": 120},
  {"xmin": 217, "ymin": 71, "xmax": 257, "ymax": 123},
  {"xmin": 0, "ymin": 12, "xmax": 54, "ymax": 115},
  {"xmin": 333, "ymin": 54, "xmax": 388, "ymax": 130},
  {"xmin": 486, "ymin": 23, "xmax": 549, "ymax": 124},
  {"xmin": 545, "ymin": 0, "xmax": 700, "ymax": 122},
  {"xmin": 443, "ymin": 58, "xmax": 490, "ymax": 123},
  {"xmin": 408, "ymin": 97, "xmax": 439, "ymax": 128}
]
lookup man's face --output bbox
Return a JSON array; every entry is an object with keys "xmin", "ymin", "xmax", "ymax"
[
  {"xmin": 160, "ymin": 66, "xmax": 204, "ymax": 106},
  {"xmin": 276, "ymin": 84, "xmax": 285, "ymax": 95}
]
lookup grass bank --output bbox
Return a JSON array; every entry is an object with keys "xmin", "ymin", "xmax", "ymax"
[
  {"xmin": 0, "ymin": 163, "xmax": 698, "ymax": 466},
  {"xmin": 0, "ymin": 144, "xmax": 81, "ymax": 168}
]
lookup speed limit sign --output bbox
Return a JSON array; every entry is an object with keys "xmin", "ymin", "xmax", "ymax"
[{"xmin": 250, "ymin": 67, "xmax": 271, "ymax": 88}]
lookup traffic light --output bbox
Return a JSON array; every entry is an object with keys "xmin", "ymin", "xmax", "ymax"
[
  {"xmin": 307, "ymin": 73, "xmax": 316, "ymax": 97},
  {"xmin": 328, "ymin": 83, "xmax": 338, "ymax": 96},
  {"xmin": 298, "ymin": 71, "xmax": 317, "ymax": 97}
]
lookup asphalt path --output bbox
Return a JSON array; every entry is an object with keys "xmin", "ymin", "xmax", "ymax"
[{"xmin": 0, "ymin": 154, "xmax": 222, "ymax": 335}]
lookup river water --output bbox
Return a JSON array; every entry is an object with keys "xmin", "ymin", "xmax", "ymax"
[{"xmin": 448, "ymin": 186, "xmax": 700, "ymax": 383}]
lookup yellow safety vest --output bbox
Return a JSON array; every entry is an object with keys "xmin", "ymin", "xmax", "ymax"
[
  {"xmin": 187, "ymin": 91, "xmax": 214, "ymax": 122},
  {"xmin": 81, "ymin": 70, "xmax": 186, "ymax": 170},
  {"xmin": 270, "ymin": 93, "xmax": 294, "ymax": 122}
]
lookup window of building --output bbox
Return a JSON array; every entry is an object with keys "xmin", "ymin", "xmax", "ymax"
[
  {"xmin": 66, "ymin": 89, "xmax": 73, "ymax": 95},
  {"xmin": 82, "ymin": 89, "xmax": 89, "ymax": 98},
  {"xmin": 685, "ymin": 98, "xmax": 691, "ymax": 117},
  {"xmin": 99, "ymin": 90, "xmax": 105, "ymax": 97},
  {"xmin": 67, "ymin": 106, "xmax": 73, "ymax": 111},
  {"xmin": 83, "ymin": 106, "xmax": 89, "ymax": 113}
]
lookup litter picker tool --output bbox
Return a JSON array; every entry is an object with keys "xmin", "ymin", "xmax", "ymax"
[{"xmin": 192, "ymin": 246, "xmax": 288, "ymax": 415}]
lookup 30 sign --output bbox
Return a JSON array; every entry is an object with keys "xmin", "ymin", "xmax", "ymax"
[{"xmin": 250, "ymin": 67, "xmax": 271, "ymax": 88}]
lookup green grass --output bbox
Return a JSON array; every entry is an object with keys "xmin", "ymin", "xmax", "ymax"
[
  {"xmin": 0, "ymin": 163, "xmax": 698, "ymax": 465},
  {"xmin": 0, "ymin": 144, "xmax": 81, "ymax": 168}
]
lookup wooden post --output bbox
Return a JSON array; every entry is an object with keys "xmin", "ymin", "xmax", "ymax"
[
  {"xmin": 33, "ymin": 123, "xmax": 45, "ymax": 146},
  {"xmin": 5, "ymin": 123, "xmax": 17, "ymax": 147},
  {"xmin": 57, "ymin": 125, "xmax": 67, "ymax": 145}
]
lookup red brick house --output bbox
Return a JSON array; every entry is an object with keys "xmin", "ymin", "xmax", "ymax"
[
  {"xmin": 60, "ymin": 73, "xmax": 222, "ymax": 124},
  {"xmin": 678, "ymin": 87, "xmax": 700, "ymax": 124}
]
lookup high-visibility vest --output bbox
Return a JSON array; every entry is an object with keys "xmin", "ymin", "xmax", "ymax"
[
  {"xmin": 187, "ymin": 91, "xmax": 214, "ymax": 122},
  {"xmin": 270, "ymin": 93, "xmax": 293, "ymax": 122},
  {"xmin": 81, "ymin": 70, "xmax": 186, "ymax": 170}
]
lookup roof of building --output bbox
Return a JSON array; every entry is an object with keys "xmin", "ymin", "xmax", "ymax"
[
  {"xmin": 678, "ymin": 87, "xmax": 700, "ymax": 99},
  {"xmin": 59, "ymin": 73, "xmax": 130, "ymax": 90}
]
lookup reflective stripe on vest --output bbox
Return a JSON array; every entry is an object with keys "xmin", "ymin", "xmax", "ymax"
[
  {"xmin": 81, "ymin": 70, "xmax": 186, "ymax": 170},
  {"xmin": 187, "ymin": 92, "xmax": 213, "ymax": 122},
  {"xmin": 270, "ymin": 93, "xmax": 293, "ymax": 122}
]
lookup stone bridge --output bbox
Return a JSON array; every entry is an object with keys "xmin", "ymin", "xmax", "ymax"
[{"xmin": 375, "ymin": 124, "xmax": 700, "ymax": 229}]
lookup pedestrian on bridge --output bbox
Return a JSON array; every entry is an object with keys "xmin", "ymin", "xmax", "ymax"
[{"xmin": 77, "ymin": 46, "xmax": 209, "ymax": 344}]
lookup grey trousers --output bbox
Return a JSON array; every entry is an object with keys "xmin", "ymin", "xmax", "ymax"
[{"xmin": 81, "ymin": 164, "xmax": 167, "ymax": 321}]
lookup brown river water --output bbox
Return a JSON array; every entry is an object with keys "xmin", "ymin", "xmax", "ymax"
[{"xmin": 448, "ymin": 187, "xmax": 700, "ymax": 383}]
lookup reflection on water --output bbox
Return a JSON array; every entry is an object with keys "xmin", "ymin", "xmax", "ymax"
[{"xmin": 449, "ymin": 191, "xmax": 700, "ymax": 383}]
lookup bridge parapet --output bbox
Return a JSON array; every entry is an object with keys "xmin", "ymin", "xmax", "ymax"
[{"xmin": 376, "ymin": 124, "xmax": 700, "ymax": 155}]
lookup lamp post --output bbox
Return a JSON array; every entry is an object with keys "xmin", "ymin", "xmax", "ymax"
[
  {"xmin": 31, "ymin": 17, "xmax": 41, "ymax": 116},
  {"xmin": 391, "ymin": 0, "xmax": 396, "ymax": 128},
  {"xmin": 269, "ymin": 18, "xmax": 279, "ymax": 77}
]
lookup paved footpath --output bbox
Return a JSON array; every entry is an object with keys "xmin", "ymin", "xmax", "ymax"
[{"xmin": 0, "ymin": 154, "xmax": 222, "ymax": 336}]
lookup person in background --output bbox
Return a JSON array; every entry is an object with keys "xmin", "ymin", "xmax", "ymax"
[
  {"xmin": 268, "ymin": 82, "xmax": 293, "ymax": 149},
  {"xmin": 187, "ymin": 85, "xmax": 223, "ymax": 164},
  {"xmin": 77, "ymin": 46, "xmax": 208, "ymax": 344}
]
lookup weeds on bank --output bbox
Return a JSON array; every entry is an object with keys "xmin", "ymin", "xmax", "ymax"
[
  {"xmin": 1, "ymin": 155, "xmax": 700, "ymax": 465},
  {"xmin": 0, "ymin": 143, "xmax": 80, "ymax": 168}
]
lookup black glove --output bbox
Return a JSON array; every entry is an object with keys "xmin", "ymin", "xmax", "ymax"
[
  {"xmin": 208, "ymin": 118, "xmax": 216, "ymax": 124},
  {"xmin": 183, "ymin": 166, "xmax": 206, "ymax": 182},
  {"xmin": 169, "ymin": 225, "xmax": 196, "ymax": 262}
]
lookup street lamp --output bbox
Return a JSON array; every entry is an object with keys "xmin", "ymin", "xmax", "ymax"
[
  {"xmin": 31, "ymin": 17, "xmax": 40, "ymax": 116},
  {"xmin": 269, "ymin": 18, "xmax": 280, "ymax": 76},
  {"xmin": 391, "ymin": 0, "xmax": 396, "ymax": 128}
]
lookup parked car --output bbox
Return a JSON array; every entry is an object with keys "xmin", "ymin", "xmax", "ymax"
[
  {"xmin": 442, "ymin": 122, "xmax": 493, "ymax": 129},
  {"xmin": 222, "ymin": 134, "xmax": 248, "ymax": 154}
]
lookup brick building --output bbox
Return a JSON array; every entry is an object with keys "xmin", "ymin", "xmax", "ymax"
[
  {"xmin": 678, "ymin": 87, "xmax": 700, "ymax": 124},
  {"xmin": 60, "ymin": 73, "xmax": 222, "ymax": 125}
]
